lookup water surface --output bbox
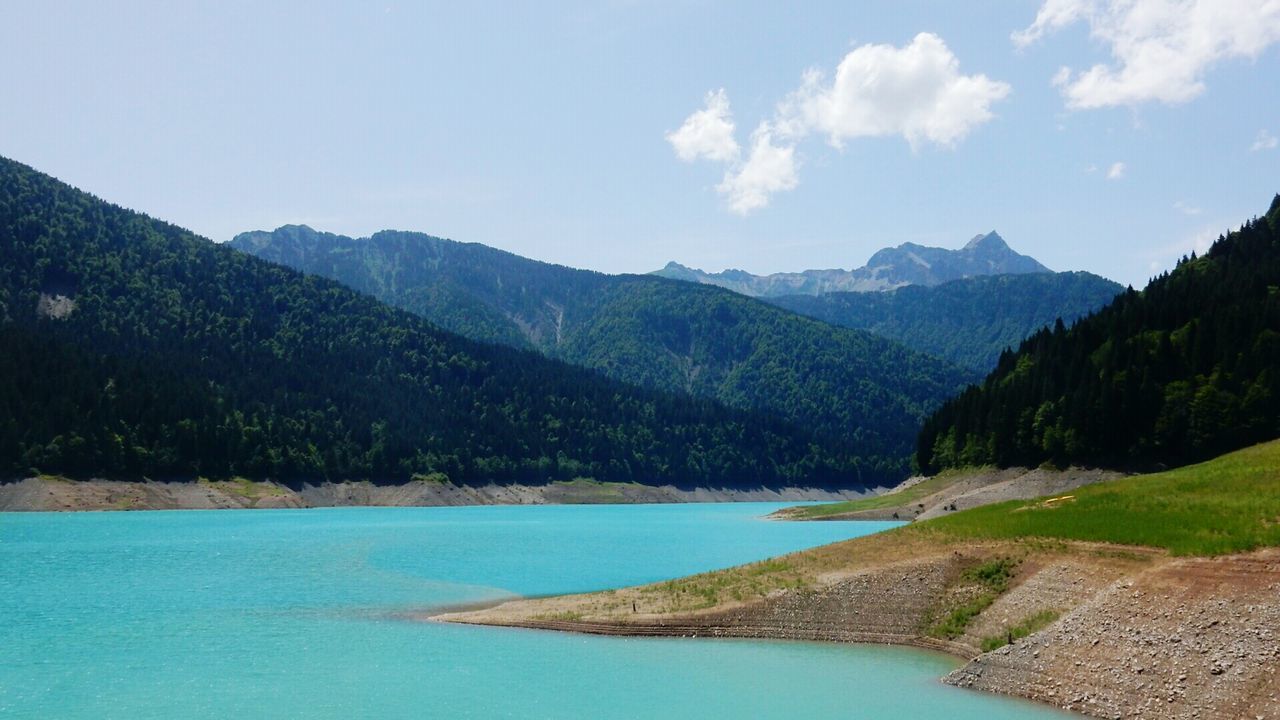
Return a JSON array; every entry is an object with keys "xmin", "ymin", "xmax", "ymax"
[{"xmin": 0, "ymin": 504, "xmax": 1073, "ymax": 718}]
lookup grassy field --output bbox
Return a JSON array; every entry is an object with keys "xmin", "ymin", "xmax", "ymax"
[
  {"xmin": 916, "ymin": 440, "xmax": 1280, "ymax": 556},
  {"xmin": 463, "ymin": 441, "xmax": 1279, "ymax": 623},
  {"xmin": 783, "ymin": 468, "xmax": 981, "ymax": 519}
]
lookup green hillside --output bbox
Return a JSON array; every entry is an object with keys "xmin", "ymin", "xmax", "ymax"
[
  {"xmin": 921, "ymin": 439, "xmax": 1280, "ymax": 556},
  {"xmin": 768, "ymin": 272, "xmax": 1123, "ymax": 372},
  {"xmin": 233, "ymin": 226, "xmax": 976, "ymax": 480},
  {"xmin": 917, "ymin": 197, "xmax": 1280, "ymax": 474},
  {"xmin": 0, "ymin": 156, "xmax": 867, "ymax": 489}
]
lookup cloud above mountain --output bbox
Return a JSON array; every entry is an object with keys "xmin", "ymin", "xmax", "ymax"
[
  {"xmin": 668, "ymin": 33, "xmax": 1010, "ymax": 215},
  {"xmin": 666, "ymin": 89, "xmax": 740, "ymax": 163},
  {"xmin": 775, "ymin": 33, "xmax": 1012, "ymax": 150},
  {"xmin": 715, "ymin": 124, "xmax": 798, "ymax": 215}
]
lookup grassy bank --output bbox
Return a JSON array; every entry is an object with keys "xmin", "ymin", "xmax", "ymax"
[
  {"xmin": 917, "ymin": 440, "xmax": 1280, "ymax": 556},
  {"xmin": 781, "ymin": 468, "xmax": 979, "ymax": 519},
  {"xmin": 626, "ymin": 441, "xmax": 1280, "ymax": 611}
]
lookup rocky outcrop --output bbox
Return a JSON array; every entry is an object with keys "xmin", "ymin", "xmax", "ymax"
[{"xmin": 652, "ymin": 231, "xmax": 1050, "ymax": 297}]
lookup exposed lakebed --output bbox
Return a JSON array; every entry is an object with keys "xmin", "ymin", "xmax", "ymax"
[{"xmin": 0, "ymin": 504, "xmax": 1073, "ymax": 718}]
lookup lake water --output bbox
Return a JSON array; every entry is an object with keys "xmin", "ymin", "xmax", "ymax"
[{"xmin": 0, "ymin": 504, "xmax": 1073, "ymax": 719}]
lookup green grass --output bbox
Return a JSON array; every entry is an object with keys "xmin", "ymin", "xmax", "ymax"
[
  {"xmin": 787, "ymin": 467, "xmax": 984, "ymax": 519},
  {"xmin": 551, "ymin": 477, "xmax": 648, "ymax": 502},
  {"xmin": 532, "ymin": 611, "xmax": 583, "ymax": 622},
  {"xmin": 919, "ymin": 440, "xmax": 1280, "ymax": 556},
  {"xmin": 925, "ymin": 557, "xmax": 1018, "ymax": 640},
  {"xmin": 637, "ymin": 557, "xmax": 810, "ymax": 611},
  {"xmin": 980, "ymin": 609, "xmax": 1062, "ymax": 652},
  {"xmin": 198, "ymin": 477, "xmax": 286, "ymax": 501}
]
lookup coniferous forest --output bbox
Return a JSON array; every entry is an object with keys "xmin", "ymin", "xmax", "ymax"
[
  {"xmin": 768, "ymin": 271, "xmax": 1123, "ymax": 372},
  {"xmin": 233, "ymin": 225, "xmax": 977, "ymax": 480},
  {"xmin": 917, "ymin": 197, "xmax": 1280, "ymax": 474},
  {"xmin": 0, "ymin": 156, "xmax": 878, "ymax": 489}
]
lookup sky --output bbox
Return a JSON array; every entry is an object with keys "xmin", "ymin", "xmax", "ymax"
[{"xmin": 2, "ymin": 1, "xmax": 1279, "ymax": 289}]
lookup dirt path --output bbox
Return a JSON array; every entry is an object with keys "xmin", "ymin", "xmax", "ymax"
[{"xmin": 773, "ymin": 466, "xmax": 1123, "ymax": 521}]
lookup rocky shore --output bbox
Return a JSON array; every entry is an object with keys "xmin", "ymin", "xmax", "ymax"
[
  {"xmin": 0, "ymin": 475, "xmax": 870, "ymax": 511},
  {"xmin": 436, "ymin": 535, "xmax": 1280, "ymax": 719},
  {"xmin": 947, "ymin": 549, "xmax": 1280, "ymax": 719}
]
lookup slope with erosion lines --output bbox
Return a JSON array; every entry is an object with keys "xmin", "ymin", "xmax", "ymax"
[{"xmin": 233, "ymin": 226, "xmax": 976, "ymax": 482}]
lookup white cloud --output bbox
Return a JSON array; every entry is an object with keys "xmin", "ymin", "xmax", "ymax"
[
  {"xmin": 716, "ymin": 124, "xmax": 799, "ymax": 215},
  {"xmin": 1014, "ymin": 0, "xmax": 1093, "ymax": 48},
  {"xmin": 1173, "ymin": 200, "xmax": 1202, "ymax": 215},
  {"xmin": 1016, "ymin": 0, "xmax": 1280, "ymax": 109},
  {"xmin": 1144, "ymin": 224, "xmax": 1221, "ymax": 277},
  {"xmin": 1107, "ymin": 161, "xmax": 1126, "ymax": 179},
  {"xmin": 1186, "ymin": 227, "xmax": 1218, "ymax": 255},
  {"xmin": 778, "ymin": 33, "xmax": 1011, "ymax": 149},
  {"xmin": 669, "ymin": 33, "xmax": 1008, "ymax": 214},
  {"xmin": 666, "ymin": 89, "xmax": 741, "ymax": 163},
  {"xmin": 1252, "ymin": 129, "xmax": 1279, "ymax": 151}
]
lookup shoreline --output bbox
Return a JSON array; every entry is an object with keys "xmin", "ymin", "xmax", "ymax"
[
  {"xmin": 434, "ymin": 533, "xmax": 1280, "ymax": 719},
  {"xmin": 0, "ymin": 475, "xmax": 876, "ymax": 512}
]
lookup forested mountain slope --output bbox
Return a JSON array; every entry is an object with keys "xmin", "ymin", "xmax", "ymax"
[
  {"xmin": 233, "ymin": 226, "xmax": 976, "ymax": 480},
  {"xmin": 0, "ymin": 156, "xmax": 872, "ymax": 489},
  {"xmin": 769, "ymin": 272, "xmax": 1123, "ymax": 372},
  {"xmin": 232, "ymin": 226, "xmax": 608, "ymax": 351},
  {"xmin": 917, "ymin": 197, "xmax": 1280, "ymax": 474}
]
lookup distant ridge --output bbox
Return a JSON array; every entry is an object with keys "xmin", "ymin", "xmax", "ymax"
[
  {"xmin": 768, "ymin": 271, "xmax": 1124, "ymax": 372},
  {"xmin": 653, "ymin": 232, "xmax": 1051, "ymax": 297}
]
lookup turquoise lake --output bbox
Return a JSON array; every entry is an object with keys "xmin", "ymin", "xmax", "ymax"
[{"xmin": 0, "ymin": 504, "xmax": 1074, "ymax": 719}]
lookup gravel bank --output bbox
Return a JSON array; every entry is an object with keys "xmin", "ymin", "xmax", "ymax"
[
  {"xmin": 0, "ymin": 476, "xmax": 870, "ymax": 511},
  {"xmin": 437, "ymin": 537, "xmax": 1280, "ymax": 719}
]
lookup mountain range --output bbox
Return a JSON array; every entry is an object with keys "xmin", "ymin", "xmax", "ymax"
[
  {"xmin": 653, "ymin": 231, "xmax": 1051, "ymax": 296},
  {"xmin": 232, "ymin": 226, "xmax": 976, "ymax": 481},
  {"xmin": 2, "ymin": 152, "xmax": 1254, "ymax": 493},
  {"xmin": 0, "ymin": 156, "xmax": 871, "ymax": 489}
]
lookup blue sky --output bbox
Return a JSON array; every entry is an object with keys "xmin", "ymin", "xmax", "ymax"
[{"xmin": 2, "ymin": 1, "xmax": 1278, "ymax": 288}]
